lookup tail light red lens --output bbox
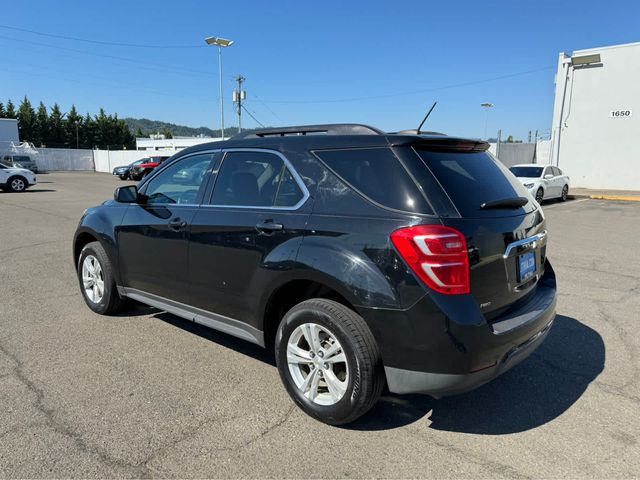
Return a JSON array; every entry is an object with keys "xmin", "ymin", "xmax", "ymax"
[{"xmin": 390, "ymin": 225, "xmax": 470, "ymax": 295}]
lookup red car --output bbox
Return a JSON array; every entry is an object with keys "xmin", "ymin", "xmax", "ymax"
[{"xmin": 129, "ymin": 156, "xmax": 171, "ymax": 181}]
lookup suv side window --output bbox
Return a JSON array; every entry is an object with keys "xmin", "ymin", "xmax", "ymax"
[
  {"xmin": 143, "ymin": 153, "xmax": 213, "ymax": 205},
  {"xmin": 314, "ymin": 147, "xmax": 432, "ymax": 214},
  {"xmin": 551, "ymin": 166, "xmax": 560, "ymax": 176},
  {"xmin": 211, "ymin": 151, "xmax": 304, "ymax": 208}
]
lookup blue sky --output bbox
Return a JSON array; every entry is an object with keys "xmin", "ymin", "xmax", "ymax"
[{"xmin": 1, "ymin": 0, "xmax": 638, "ymax": 140}]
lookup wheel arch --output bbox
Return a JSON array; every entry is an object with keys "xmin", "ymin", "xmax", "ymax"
[{"xmin": 261, "ymin": 278, "xmax": 359, "ymax": 350}]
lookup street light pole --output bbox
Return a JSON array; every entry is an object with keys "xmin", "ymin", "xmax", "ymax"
[
  {"xmin": 481, "ymin": 102, "xmax": 494, "ymax": 140},
  {"xmin": 205, "ymin": 36, "xmax": 234, "ymax": 139}
]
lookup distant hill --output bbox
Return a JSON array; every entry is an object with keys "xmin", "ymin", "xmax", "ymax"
[{"xmin": 123, "ymin": 118, "xmax": 243, "ymax": 138}]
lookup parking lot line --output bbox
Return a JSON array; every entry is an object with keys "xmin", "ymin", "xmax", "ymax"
[{"xmin": 542, "ymin": 198, "xmax": 590, "ymax": 210}]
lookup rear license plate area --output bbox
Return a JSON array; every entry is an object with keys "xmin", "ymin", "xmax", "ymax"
[{"xmin": 517, "ymin": 251, "xmax": 536, "ymax": 283}]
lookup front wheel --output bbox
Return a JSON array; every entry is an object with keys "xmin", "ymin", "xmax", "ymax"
[
  {"xmin": 77, "ymin": 241, "xmax": 126, "ymax": 315},
  {"xmin": 275, "ymin": 299, "xmax": 384, "ymax": 425},
  {"xmin": 7, "ymin": 176, "xmax": 27, "ymax": 192},
  {"xmin": 535, "ymin": 187, "xmax": 544, "ymax": 204}
]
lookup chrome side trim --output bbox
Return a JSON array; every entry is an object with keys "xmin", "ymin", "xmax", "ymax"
[
  {"xmin": 121, "ymin": 287, "xmax": 264, "ymax": 347},
  {"xmin": 503, "ymin": 231, "xmax": 547, "ymax": 258},
  {"xmin": 204, "ymin": 148, "xmax": 311, "ymax": 211}
]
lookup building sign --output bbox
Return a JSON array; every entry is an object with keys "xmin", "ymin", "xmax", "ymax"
[{"xmin": 609, "ymin": 110, "xmax": 633, "ymax": 118}]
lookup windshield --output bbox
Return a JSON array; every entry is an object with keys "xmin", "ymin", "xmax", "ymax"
[{"xmin": 509, "ymin": 166, "xmax": 542, "ymax": 178}]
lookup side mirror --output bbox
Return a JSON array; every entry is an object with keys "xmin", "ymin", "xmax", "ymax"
[
  {"xmin": 114, "ymin": 185, "xmax": 139, "ymax": 203},
  {"xmin": 544, "ymin": 174, "xmax": 554, "ymax": 179}
]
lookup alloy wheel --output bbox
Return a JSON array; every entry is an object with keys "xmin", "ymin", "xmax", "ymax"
[
  {"xmin": 11, "ymin": 178, "xmax": 25, "ymax": 191},
  {"xmin": 286, "ymin": 323, "xmax": 349, "ymax": 406},
  {"xmin": 536, "ymin": 189, "xmax": 544, "ymax": 204},
  {"xmin": 82, "ymin": 255, "xmax": 104, "ymax": 304}
]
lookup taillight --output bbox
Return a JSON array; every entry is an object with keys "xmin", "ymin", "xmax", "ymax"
[{"xmin": 390, "ymin": 225, "xmax": 470, "ymax": 295}]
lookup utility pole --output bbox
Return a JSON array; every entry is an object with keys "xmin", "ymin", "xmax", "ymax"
[
  {"xmin": 528, "ymin": 130, "xmax": 532, "ymax": 143},
  {"xmin": 233, "ymin": 75, "xmax": 247, "ymax": 133}
]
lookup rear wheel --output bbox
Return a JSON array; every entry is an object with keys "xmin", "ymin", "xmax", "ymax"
[
  {"xmin": 535, "ymin": 187, "xmax": 544, "ymax": 204},
  {"xmin": 77, "ymin": 241, "xmax": 126, "ymax": 315},
  {"xmin": 275, "ymin": 299, "xmax": 384, "ymax": 425},
  {"xmin": 7, "ymin": 176, "xmax": 27, "ymax": 192},
  {"xmin": 560, "ymin": 185, "xmax": 568, "ymax": 201}
]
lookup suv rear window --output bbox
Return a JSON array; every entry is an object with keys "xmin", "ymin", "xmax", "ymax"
[
  {"xmin": 415, "ymin": 149, "xmax": 533, "ymax": 216},
  {"xmin": 314, "ymin": 148, "xmax": 432, "ymax": 214}
]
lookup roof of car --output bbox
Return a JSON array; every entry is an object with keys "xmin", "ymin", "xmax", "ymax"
[{"xmin": 178, "ymin": 124, "xmax": 490, "ymax": 156}]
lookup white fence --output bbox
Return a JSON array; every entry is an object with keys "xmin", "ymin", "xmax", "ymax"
[
  {"xmin": 35, "ymin": 148, "xmax": 95, "ymax": 171},
  {"xmin": 489, "ymin": 140, "xmax": 552, "ymax": 167}
]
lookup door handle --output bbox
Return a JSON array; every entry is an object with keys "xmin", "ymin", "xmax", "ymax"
[
  {"xmin": 255, "ymin": 220, "xmax": 284, "ymax": 233},
  {"xmin": 168, "ymin": 218, "xmax": 187, "ymax": 231}
]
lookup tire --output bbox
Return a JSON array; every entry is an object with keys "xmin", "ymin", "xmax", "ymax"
[
  {"xmin": 535, "ymin": 187, "xmax": 544, "ymax": 204},
  {"xmin": 77, "ymin": 241, "xmax": 126, "ymax": 315},
  {"xmin": 7, "ymin": 176, "xmax": 27, "ymax": 192},
  {"xmin": 560, "ymin": 185, "xmax": 568, "ymax": 201},
  {"xmin": 275, "ymin": 299, "xmax": 384, "ymax": 425}
]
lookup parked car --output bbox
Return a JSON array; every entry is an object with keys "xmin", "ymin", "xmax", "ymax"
[
  {"xmin": 73, "ymin": 124, "xmax": 557, "ymax": 425},
  {"xmin": 0, "ymin": 163, "xmax": 37, "ymax": 192},
  {"xmin": 129, "ymin": 156, "xmax": 171, "ymax": 181},
  {"xmin": 509, "ymin": 164, "xmax": 570, "ymax": 203},
  {"xmin": 112, "ymin": 158, "xmax": 148, "ymax": 180},
  {"xmin": 1, "ymin": 154, "xmax": 39, "ymax": 173}
]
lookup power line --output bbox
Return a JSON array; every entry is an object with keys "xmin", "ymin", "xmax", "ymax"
[
  {"xmin": 241, "ymin": 104, "xmax": 265, "ymax": 127},
  {"xmin": 0, "ymin": 24, "xmax": 205, "ymax": 49},
  {"xmin": 261, "ymin": 66, "xmax": 555, "ymax": 104},
  {"xmin": 250, "ymin": 92, "xmax": 282, "ymax": 122},
  {"xmin": 0, "ymin": 33, "xmax": 214, "ymax": 78}
]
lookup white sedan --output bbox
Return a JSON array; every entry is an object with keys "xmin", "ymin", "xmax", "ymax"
[
  {"xmin": 0, "ymin": 164, "xmax": 37, "ymax": 192},
  {"xmin": 509, "ymin": 164, "xmax": 570, "ymax": 203}
]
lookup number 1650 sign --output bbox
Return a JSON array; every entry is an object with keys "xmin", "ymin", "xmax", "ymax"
[{"xmin": 609, "ymin": 110, "xmax": 632, "ymax": 118}]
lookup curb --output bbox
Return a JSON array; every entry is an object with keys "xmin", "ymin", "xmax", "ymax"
[{"xmin": 588, "ymin": 195, "xmax": 640, "ymax": 202}]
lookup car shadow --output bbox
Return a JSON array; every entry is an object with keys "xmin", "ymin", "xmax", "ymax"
[
  {"xmin": 350, "ymin": 314, "xmax": 604, "ymax": 433},
  {"xmin": 136, "ymin": 310, "xmax": 603, "ymax": 434},
  {"xmin": 152, "ymin": 311, "xmax": 275, "ymax": 366},
  {"xmin": 0, "ymin": 188, "xmax": 57, "ymax": 193}
]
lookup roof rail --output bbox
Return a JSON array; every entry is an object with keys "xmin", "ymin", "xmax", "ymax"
[{"xmin": 231, "ymin": 124, "xmax": 383, "ymax": 139}]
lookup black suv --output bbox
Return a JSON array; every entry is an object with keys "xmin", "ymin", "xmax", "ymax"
[{"xmin": 73, "ymin": 124, "xmax": 556, "ymax": 425}]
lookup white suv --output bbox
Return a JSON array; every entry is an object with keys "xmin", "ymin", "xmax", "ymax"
[{"xmin": 0, "ymin": 164, "xmax": 37, "ymax": 192}]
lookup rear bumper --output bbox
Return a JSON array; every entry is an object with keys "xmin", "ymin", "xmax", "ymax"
[
  {"xmin": 361, "ymin": 260, "xmax": 557, "ymax": 396},
  {"xmin": 385, "ymin": 319, "xmax": 553, "ymax": 396}
]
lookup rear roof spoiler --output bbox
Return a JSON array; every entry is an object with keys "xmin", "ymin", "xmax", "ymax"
[{"xmin": 399, "ymin": 136, "xmax": 490, "ymax": 152}]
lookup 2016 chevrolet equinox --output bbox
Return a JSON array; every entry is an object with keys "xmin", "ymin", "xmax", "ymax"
[{"xmin": 73, "ymin": 124, "xmax": 556, "ymax": 425}]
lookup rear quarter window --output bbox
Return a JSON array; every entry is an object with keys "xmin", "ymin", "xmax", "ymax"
[
  {"xmin": 415, "ymin": 149, "xmax": 534, "ymax": 217},
  {"xmin": 313, "ymin": 147, "xmax": 432, "ymax": 214}
]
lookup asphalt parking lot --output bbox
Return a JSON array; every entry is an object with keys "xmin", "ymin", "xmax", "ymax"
[{"xmin": 1, "ymin": 172, "xmax": 638, "ymax": 478}]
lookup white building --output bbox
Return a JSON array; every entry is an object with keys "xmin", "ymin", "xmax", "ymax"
[
  {"xmin": 136, "ymin": 135, "xmax": 223, "ymax": 152},
  {"xmin": 549, "ymin": 41, "xmax": 640, "ymax": 190}
]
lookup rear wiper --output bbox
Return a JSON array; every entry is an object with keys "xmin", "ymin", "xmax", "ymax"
[{"xmin": 480, "ymin": 197, "xmax": 529, "ymax": 210}]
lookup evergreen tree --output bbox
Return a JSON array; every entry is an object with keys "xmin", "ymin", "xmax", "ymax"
[
  {"xmin": 35, "ymin": 102, "xmax": 49, "ymax": 147},
  {"xmin": 134, "ymin": 127, "xmax": 144, "ymax": 138},
  {"xmin": 17, "ymin": 97, "xmax": 36, "ymax": 143},
  {"xmin": 161, "ymin": 128, "xmax": 173, "ymax": 139},
  {"xmin": 6, "ymin": 100, "xmax": 17, "ymax": 119},
  {"xmin": 80, "ymin": 113, "xmax": 95, "ymax": 149},
  {"xmin": 65, "ymin": 105, "xmax": 82, "ymax": 149},
  {"xmin": 48, "ymin": 103, "xmax": 66, "ymax": 148},
  {"xmin": 0, "ymin": 102, "xmax": 5, "ymax": 117}
]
